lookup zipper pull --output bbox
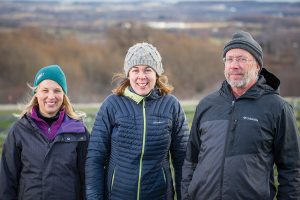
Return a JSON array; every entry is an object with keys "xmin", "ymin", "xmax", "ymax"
[
  {"xmin": 232, "ymin": 119, "xmax": 238, "ymax": 131},
  {"xmin": 231, "ymin": 100, "xmax": 235, "ymax": 106},
  {"xmin": 229, "ymin": 100, "xmax": 235, "ymax": 114}
]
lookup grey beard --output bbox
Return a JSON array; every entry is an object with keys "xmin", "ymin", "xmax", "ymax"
[{"xmin": 225, "ymin": 70, "xmax": 258, "ymax": 89}]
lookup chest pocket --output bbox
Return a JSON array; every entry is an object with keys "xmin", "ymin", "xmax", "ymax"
[
  {"xmin": 231, "ymin": 118, "xmax": 263, "ymax": 154},
  {"xmin": 60, "ymin": 133, "xmax": 87, "ymax": 143},
  {"xmin": 146, "ymin": 115, "xmax": 173, "ymax": 150},
  {"xmin": 150, "ymin": 116, "xmax": 173, "ymax": 135}
]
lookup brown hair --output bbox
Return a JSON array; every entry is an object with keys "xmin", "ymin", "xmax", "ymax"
[{"xmin": 112, "ymin": 72, "xmax": 174, "ymax": 96}]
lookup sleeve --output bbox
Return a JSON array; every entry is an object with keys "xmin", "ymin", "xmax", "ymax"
[
  {"xmin": 169, "ymin": 100, "xmax": 190, "ymax": 200},
  {"xmin": 85, "ymin": 100, "xmax": 114, "ymax": 200},
  {"xmin": 77, "ymin": 127, "xmax": 90, "ymax": 200},
  {"xmin": 274, "ymin": 102, "xmax": 300, "ymax": 200},
  {"xmin": 0, "ymin": 125, "xmax": 22, "ymax": 200},
  {"xmin": 181, "ymin": 104, "xmax": 202, "ymax": 200}
]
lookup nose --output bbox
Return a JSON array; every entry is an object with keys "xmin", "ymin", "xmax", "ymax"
[
  {"xmin": 48, "ymin": 91, "xmax": 55, "ymax": 99},
  {"xmin": 230, "ymin": 58, "xmax": 241, "ymax": 64},
  {"xmin": 137, "ymin": 71, "xmax": 146, "ymax": 78},
  {"xmin": 228, "ymin": 59, "xmax": 241, "ymax": 68}
]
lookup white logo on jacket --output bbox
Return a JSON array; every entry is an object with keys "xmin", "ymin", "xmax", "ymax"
[{"xmin": 242, "ymin": 116, "xmax": 258, "ymax": 122}]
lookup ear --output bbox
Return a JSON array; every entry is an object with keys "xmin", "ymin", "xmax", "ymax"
[
  {"xmin": 34, "ymin": 93, "xmax": 38, "ymax": 99},
  {"xmin": 255, "ymin": 63, "xmax": 260, "ymax": 73}
]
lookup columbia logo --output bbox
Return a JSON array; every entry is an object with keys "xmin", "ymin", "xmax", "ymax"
[
  {"xmin": 153, "ymin": 121, "xmax": 164, "ymax": 124},
  {"xmin": 36, "ymin": 73, "xmax": 44, "ymax": 81},
  {"xmin": 243, "ymin": 116, "xmax": 258, "ymax": 122}
]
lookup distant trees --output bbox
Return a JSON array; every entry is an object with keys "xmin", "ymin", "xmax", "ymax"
[
  {"xmin": 260, "ymin": 28, "xmax": 300, "ymax": 96},
  {"xmin": 0, "ymin": 24, "xmax": 299, "ymax": 104}
]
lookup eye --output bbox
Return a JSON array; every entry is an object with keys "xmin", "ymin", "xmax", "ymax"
[
  {"xmin": 240, "ymin": 57, "xmax": 247, "ymax": 63},
  {"xmin": 226, "ymin": 57, "xmax": 233, "ymax": 62},
  {"xmin": 131, "ymin": 68, "xmax": 139, "ymax": 73},
  {"xmin": 145, "ymin": 68, "xmax": 153, "ymax": 73},
  {"xmin": 54, "ymin": 89, "xmax": 62, "ymax": 93}
]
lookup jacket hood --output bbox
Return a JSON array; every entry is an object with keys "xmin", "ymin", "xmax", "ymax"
[{"xmin": 259, "ymin": 67, "xmax": 280, "ymax": 93}]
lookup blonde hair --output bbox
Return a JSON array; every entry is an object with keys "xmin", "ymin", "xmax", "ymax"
[
  {"xmin": 112, "ymin": 72, "xmax": 174, "ymax": 96},
  {"xmin": 17, "ymin": 85, "xmax": 86, "ymax": 120}
]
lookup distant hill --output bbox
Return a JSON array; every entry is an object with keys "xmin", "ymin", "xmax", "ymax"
[
  {"xmin": 1, "ymin": 1, "xmax": 300, "ymax": 37},
  {"xmin": 0, "ymin": 0, "xmax": 299, "ymax": 103}
]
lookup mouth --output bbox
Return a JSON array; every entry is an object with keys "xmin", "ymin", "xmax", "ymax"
[
  {"xmin": 137, "ymin": 83, "xmax": 148, "ymax": 88},
  {"xmin": 45, "ymin": 102, "xmax": 56, "ymax": 106},
  {"xmin": 230, "ymin": 73, "xmax": 243, "ymax": 77}
]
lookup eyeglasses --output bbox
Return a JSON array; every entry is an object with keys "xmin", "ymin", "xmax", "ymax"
[{"xmin": 223, "ymin": 56, "xmax": 254, "ymax": 65}]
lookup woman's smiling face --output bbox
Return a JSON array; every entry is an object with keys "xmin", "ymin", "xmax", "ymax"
[
  {"xmin": 35, "ymin": 79, "xmax": 64, "ymax": 117},
  {"xmin": 128, "ymin": 65, "xmax": 157, "ymax": 96}
]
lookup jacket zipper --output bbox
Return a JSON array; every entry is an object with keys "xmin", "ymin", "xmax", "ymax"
[
  {"xmin": 220, "ymin": 100, "xmax": 236, "ymax": 199},
  {"xmin": 137, "ymin": 99, "xmax": 147, "ymax": 200}
]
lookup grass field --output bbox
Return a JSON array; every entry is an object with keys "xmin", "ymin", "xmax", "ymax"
[
  {"xmin": 0, "ymin": 99, "xmax": 299, "ymax": 198},
  {"xmin": 1, "ymin": 98, "xmax": 299, "ymax": 155}
]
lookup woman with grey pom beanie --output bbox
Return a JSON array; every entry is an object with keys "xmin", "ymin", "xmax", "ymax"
[{"xmin": 86, "ymin": 42, "xmax": 190, "ymax": 200}]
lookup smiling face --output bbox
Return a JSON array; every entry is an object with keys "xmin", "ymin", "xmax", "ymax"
[
  {"xmin": 224, "ymin": 48, "xmax": 260, "ymax": 95},
  {"xmin": 35, "ymin": 79, "xmax": 64, "ymax": 117},
  {"xmin": 128, "ymin": 65, "xmax": 157, "ymax": 96}
]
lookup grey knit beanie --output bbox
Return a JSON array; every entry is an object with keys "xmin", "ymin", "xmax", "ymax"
[
  {"xmin": 223, "ymin": 31, "xmax": 263, "ymax": 68},
  {"xmin": 124, "ymin": 42, "xmax": 164, "ymax": 76}
]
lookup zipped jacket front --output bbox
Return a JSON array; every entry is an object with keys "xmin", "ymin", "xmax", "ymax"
[
  {"xmin": 86, "ymin": 88, "xmax": 189, "ymax": 200},
  {"xmin": 181, "ymin": 68, "xmax": 300, "ymax": 200},
  {"xmin": 0, "ymin": 114, "xmax": 89, "ymax": 200}
]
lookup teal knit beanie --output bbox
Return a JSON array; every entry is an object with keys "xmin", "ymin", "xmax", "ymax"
[{"xmin": 33, "ymin": 65, "xmax": 67, "ymax": 94}]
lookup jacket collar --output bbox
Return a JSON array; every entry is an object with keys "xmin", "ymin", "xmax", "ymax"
[
  {"xmin": 123, "ymin": 86, "xmax": 161, "ymax": 104},
  {"xmin": 26, "ymin": 110, "xmax": 85, "ymax": 136},
  {"xmin": 124, "ymin": 87, "xmax": 144, "ymax": 104}
]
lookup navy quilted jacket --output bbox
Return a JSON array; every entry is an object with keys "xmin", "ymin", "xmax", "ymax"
[{"xmin": 85, "ymin": 87, "xmax": 189, "ymax": 200}]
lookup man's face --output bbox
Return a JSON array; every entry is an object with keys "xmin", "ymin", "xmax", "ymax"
[{"xmin": 224, "ymin": 48, "xmax": 260, "ymax": 90}]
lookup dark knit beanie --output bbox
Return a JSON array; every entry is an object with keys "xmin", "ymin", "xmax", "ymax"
[
  {"xmin": 223, "ymin": 31, "xmax": 263, "ymax": 68},
  {"xmin": 124, "ymin": 42, "xmax": 164, "ymax": 76},
  {"xmin": 33, "ymin": 65, "xmax": 67, "ymax": 94}
]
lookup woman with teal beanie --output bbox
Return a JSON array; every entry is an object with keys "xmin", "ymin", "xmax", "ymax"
[{"xmin": 0, "ymin": 65, "xmax": 89, "ymax": 200}]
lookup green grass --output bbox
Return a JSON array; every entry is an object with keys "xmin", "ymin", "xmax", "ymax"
[
  {"xmin": 0, "ymin": 107, "xmax": 18, "ymax": 155},
  {"xmin": 182, "ymin": 104, "xmax": 196, "ymax": 127},
  {"xmin": 0, "ymin": 99, "xmax": 299, "ymax": 178}
]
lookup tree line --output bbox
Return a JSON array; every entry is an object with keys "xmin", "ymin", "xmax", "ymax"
[{"xmin": 0, "ymin": 25, "xmax": 299, "ymax": 104}]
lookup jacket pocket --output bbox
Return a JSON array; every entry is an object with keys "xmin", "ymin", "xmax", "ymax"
[
  {"xmin": 161, "ymin": 167, "xmax": 166, "ymax": 184},
  {"xmin": 158, "ymin": 167, "xmax": 167, "ymax": 193},
  {"xmin": 232, "ymin": 119, "xmax": 263, "ymax": 154},
  {"xmin": 61, "ymin": 134, "xmax": 87, "ymax": 142},
  {"xmin": 110, "ymin": 167, "xmax": 116, "ymax": 192},
  {"xmin": 18, "ymin": 181, "xmax": 25, "ymax": 200}
]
